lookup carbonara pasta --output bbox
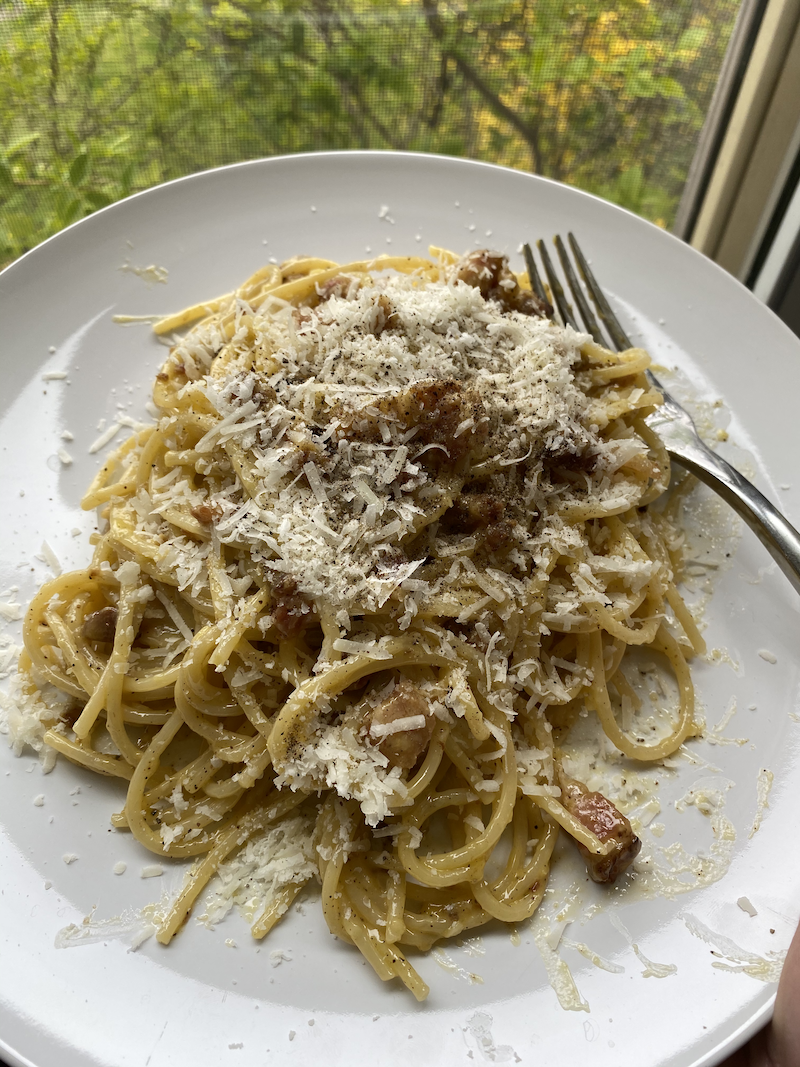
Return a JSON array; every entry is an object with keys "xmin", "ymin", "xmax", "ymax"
[{"xmin": 13, "ymin": 248, "xmax": 704, "ymax": 1000}]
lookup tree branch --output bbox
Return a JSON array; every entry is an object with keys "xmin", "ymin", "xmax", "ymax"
[{"xmin": 421, "ymin": 0, "xmax": 542, "ymax": 172}]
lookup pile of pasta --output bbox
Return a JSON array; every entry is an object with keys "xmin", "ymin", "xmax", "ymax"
[{"xmin": 17, "ymin": 248, "xmax": 704, "ymax": 999}]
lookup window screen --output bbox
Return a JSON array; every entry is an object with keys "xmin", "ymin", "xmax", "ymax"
[{"xmin": 0, "ymin": 0, "xmax": 741, "ymax": 266}]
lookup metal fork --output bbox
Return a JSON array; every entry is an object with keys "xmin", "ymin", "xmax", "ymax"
[{"xmin": 524, "ymin": 234, "xmax": 800, "ymax": 594}]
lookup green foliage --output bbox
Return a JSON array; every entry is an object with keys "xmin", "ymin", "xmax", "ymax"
[{"xmin": 0, "ymin": 0, "xmax": 740, "ymax": 265}]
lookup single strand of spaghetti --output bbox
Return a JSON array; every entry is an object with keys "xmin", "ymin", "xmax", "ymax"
[
  {"xmin": 153, "ymin": 294, "xmax": 235, "ymax": 335},
  {"xmin": 403, "ymin": 881, "xmax": 473, "ymax": 907},
  {"xmin": 589, "ymin": 626, "xmax": 695, "ymax": 760},
  {"xmin": 118, "ymin": 702, "xmax": 173, "ymax": 725},
  {"xmin": 427, "ymin": 245, "xmax": 461, "ymax": 265},
  {"xmin": 584, "ymin": 600, "xmax": 661, "ymax": 646},
  {"xmin": 159, "ymin": 506, "xmax": 209, "ymax": 541},
  {"xmin": 271, "ymin": 257, "xmax": 340, "ymax": 280},
  {"xmin": 665, "ymin": 583, "xmax": 707, "ymax": 655},
  {"xmin": 558, "ymin": 492, "xmax": 645, "ymax": 523},
  {"xmin": 101, "ymin": 609, "xmax": 151, "ymax": 765},
  {"xmin": 439, "ymin": 665, "xmax": 490, "ymax": 741},
  {"xmin": 381, "ymin": 944, "xmax": 429, "ymax": 1002},
  {"xmin": 602, "ymin": 637, "xmax": 627, "ymax": 685},
  {"xmin": 319, "ymin": 838, "xmax": 350, "ymax": 942},
  {"xmin": 400, "ymin": 913, "xmax": 486, "ymax": 947},
  {"xmin": 72, "ymin": 578, "xmax": 141, "ymax": 740},
  {"xmin": 341, "ymin": 911, "xmax": 401, "ymax": 985},
  {"xmin": 443, "ymin": 733, "xmax": 491, "ymax": 794},
  {"xmin": 251, "ymin": 881, "xmax": 310, "ymax": 939},
  {"xmin": 163, "ymin": 448, "xmax": 203, "ymax": 469},
  {"xmin": 224, "ymin": 673, "xmax": 275, "ymax": 739},
  {"xmin": 385, "ymin": 870, "xmax": 407, "ymax": 944},
  {"xmin": 489, "ymin": 795, "xmax": 530, "ymax": 896},
  {"xmin": 510, "ymin": 812, "xmax": 559, "ymax": 895},
  {"xmin": 222, "ymin": 439, "xmax": 262, "ymax": 499},
  {"xmin": 43, "ymin": 729, "xmax": 134, "ymax": 779},
  {"xmin": 123, "ymin": 663, "xmax": 181, "ymax": 694},
  {"xmin": 207, "ymin": 544, "xmax": 232, "ymax": 621},
  {"xmin": 81, "ymin": 432, "xmax": 144, "ymax": 508},
  {"xmin": 635, "ymin": 420, "xmax": 670, "ymax": 501},
  {"xmin": 536, "ymin": 793, "xmax": 617, "ymax": 855},
  {"xmin": 610, "ymin": 664, "xmax": 643, "ymax": 713},
  {"xmin": 400, "ymin": 900, "xmax": 489, "ymax": 945},
  {"xmin": 319, "ymin": 604, "xmax": 343, "ymax": 662},
  {"xmin": 124, "ymin": 710, "xmax": 185, "ymax": 850},
  {"xmin": 131, "ymin": 427, "xmax": 165, "ymax": 487},
  {"xmin": 209, "ymin": 588, "xmax": 270, "ymax": 669},
  {"xmin": 103, "ymin": 669, "xmax": 144, "ymax": 767},
  {"xmin": 238, "ymin": 261, "xmax": 285, "ymax": 293}
]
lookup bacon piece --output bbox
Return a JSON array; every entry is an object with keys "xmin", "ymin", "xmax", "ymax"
[
  {"xmin": 335, "ymin": 378, "xmax": 487, "ymax": 470},
  {"xmin": 406, "ymin": 379, "xmax": 482, "ymax": 465},
  {"xmin": 81, "ymin": 606, "xmax": 118, "ymax": 644},
  {"xmin": 558, "ymin": 771, "xmax": 641, "ymax": 883},
  {"xmin": 441, "ymin": 492, "xmax": 505, "ymax": 534},
  {"xmin": 271, "ymin": 575, "xmax": 313, "ymax": 639},
  {"xmin": 316, "ymin": 274, "xmax": 355, "ymax": 302},
  {"xmin": 455, "ymin": 250, "xmax": 552, "ymax": 318},
  {"xmin": 190, "ymin": 503, "xmax": 219, "ymax": 524},
  {"xmin": 370, "ymin": 682, "xmax": 434, "ymax": 770},
  {"xmin": 544, "ymin": 444, "xmax": 597, "ymax": 474},
  {"xmin": 371, "ymin": 293, "xmax": 398, "ymax": 336}
]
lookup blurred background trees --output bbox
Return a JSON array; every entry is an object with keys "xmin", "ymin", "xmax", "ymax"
[{"xmin": 0, "ymin": 0, "xmax": 739, "ymax": 265}]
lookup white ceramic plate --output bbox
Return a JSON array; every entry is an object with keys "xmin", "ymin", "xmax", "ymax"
[{"xmin": 1, "ymin": 153, "xmax": 800, "ymax": 1067}]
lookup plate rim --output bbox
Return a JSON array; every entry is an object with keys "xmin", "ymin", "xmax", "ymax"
[{"xmin": 1, "ymin": 148, "xmax": 798, "ymax": 1067}]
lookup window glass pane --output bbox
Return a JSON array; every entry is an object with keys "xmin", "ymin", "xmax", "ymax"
[{"xmin": 0, "ymin": 0, "xmax": 741, "ymax": 264}]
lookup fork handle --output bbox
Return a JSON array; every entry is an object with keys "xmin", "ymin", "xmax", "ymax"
[{"xmin": 674, "ymin": 445, "xmax": 800, "ymax": 595}]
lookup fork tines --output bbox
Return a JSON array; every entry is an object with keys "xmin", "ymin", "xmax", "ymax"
[{"xmin": 523, "ymin": 235, "xmax": 633, "ymax": 353}]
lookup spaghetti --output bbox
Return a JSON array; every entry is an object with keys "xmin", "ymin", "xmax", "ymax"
[{"xmin": 15, "ymin": 248, "xmax": 704, "ymax": 1000}]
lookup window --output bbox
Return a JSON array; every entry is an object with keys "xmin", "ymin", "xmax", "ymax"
[{"xmin": 0, "ymin": 0, "xmax": 743, "ymax": 267}]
